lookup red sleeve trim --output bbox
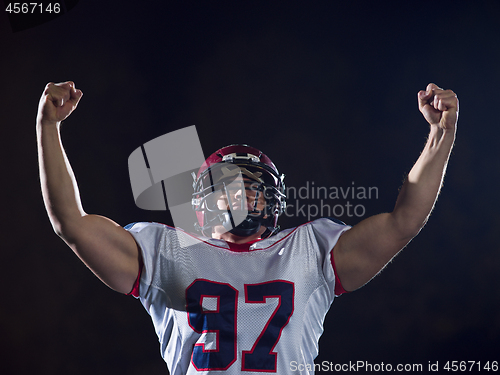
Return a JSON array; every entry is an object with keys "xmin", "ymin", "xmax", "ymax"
[
  {"xmin": 127, "ymin": 254, "xmax": 143, "ymax": 297},
  {"xmin": 331, "ymin": 251, "xmax": 348, "ymax": 295}
]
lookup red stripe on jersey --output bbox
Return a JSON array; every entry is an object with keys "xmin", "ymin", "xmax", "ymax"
[
  {"xmin": 127, "ymin": 254, "xmax": 144, "ymax": 297},
  {"xmin": 331, "ymin": 252, "xmax": 348, "ymax": 295},
  {"xmin": 226, "ymin": 239, "xmax": 261, "ymax": 252}
]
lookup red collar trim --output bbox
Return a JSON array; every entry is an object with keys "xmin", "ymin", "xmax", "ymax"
[{"xmin": 226, "ymin": 239, "xmax": 261, "ymax": 252}]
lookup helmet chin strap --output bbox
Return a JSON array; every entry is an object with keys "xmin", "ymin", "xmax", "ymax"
[
  {"xmin": 225, "ymin": 216, "xmax": 262, "ymax": 237},
  {"xmin": 197, "ymin": 211, "xmax": 262, "ymax": 238}
]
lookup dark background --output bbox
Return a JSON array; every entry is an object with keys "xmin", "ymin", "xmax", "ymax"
[{"xmin": 1, "ymin": 1, "xmax": 499, "ymax": 374}]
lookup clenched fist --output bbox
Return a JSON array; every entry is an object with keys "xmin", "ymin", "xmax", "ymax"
[
  {"xmin": 418, "ymin": 83, "xmax": 458, "ymax": 131},
  {"xmin": 37, "ymin": 81, "xmax": 83, "ymax": 126}
]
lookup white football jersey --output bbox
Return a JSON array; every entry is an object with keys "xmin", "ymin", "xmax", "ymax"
[{"xmin": 126, "ymin": 218, "xmax": 350, "ymax": 374}]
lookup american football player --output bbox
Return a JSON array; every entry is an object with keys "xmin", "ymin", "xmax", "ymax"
[{"xmin": 37, "ymin": 81, "xmax": 458, "ymax": 374}]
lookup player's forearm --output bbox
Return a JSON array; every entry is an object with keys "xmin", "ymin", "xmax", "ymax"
[
  {"xmin": 37, "ymin": 120, "xmax": 86, "ymax": 237},
  {"xmin": 391, "ymin": 126, "xmax": 455, "ymax": 238}
]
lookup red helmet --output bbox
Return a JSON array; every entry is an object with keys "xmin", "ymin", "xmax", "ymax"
[{"xmin": 192, "ymin": 144, "xmax": 286, "ymax": 238}]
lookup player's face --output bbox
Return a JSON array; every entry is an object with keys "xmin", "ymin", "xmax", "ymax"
[{"xmin": 215, "ymin": 179, "xmax": 266, "ymax": 213}]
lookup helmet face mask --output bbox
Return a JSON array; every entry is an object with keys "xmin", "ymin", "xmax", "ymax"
[{"xmin": 192, "ymin": 145, "xmax": 286, "ymax": 238}]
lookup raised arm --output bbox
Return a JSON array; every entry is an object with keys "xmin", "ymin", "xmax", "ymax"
[
  {"xmin": 334, "ymin": 83, "xmax": 458, "ymax": 291},
  {"xmin": 37, "ymin": 82, "xmax": 140, "ymax": 294}
]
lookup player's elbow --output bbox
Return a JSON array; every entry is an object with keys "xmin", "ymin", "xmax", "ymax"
[
  {"xmin": 390, "ymin": 212, "xmax": 426, "ymax": 242},
  {"xmin": 51, "ymin": 215, "xmax": 87, "ymax": 246},
  {"xmin": 51, "ymin": 218, "xmax": 71, "ymax": 241},
  {"xmin": 46, "ymin": 209, "xmax": 86, "ymax": 239},
  {"xmin": 50, "ymin": 220, "xmax": 63, "ymax": 237}
]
